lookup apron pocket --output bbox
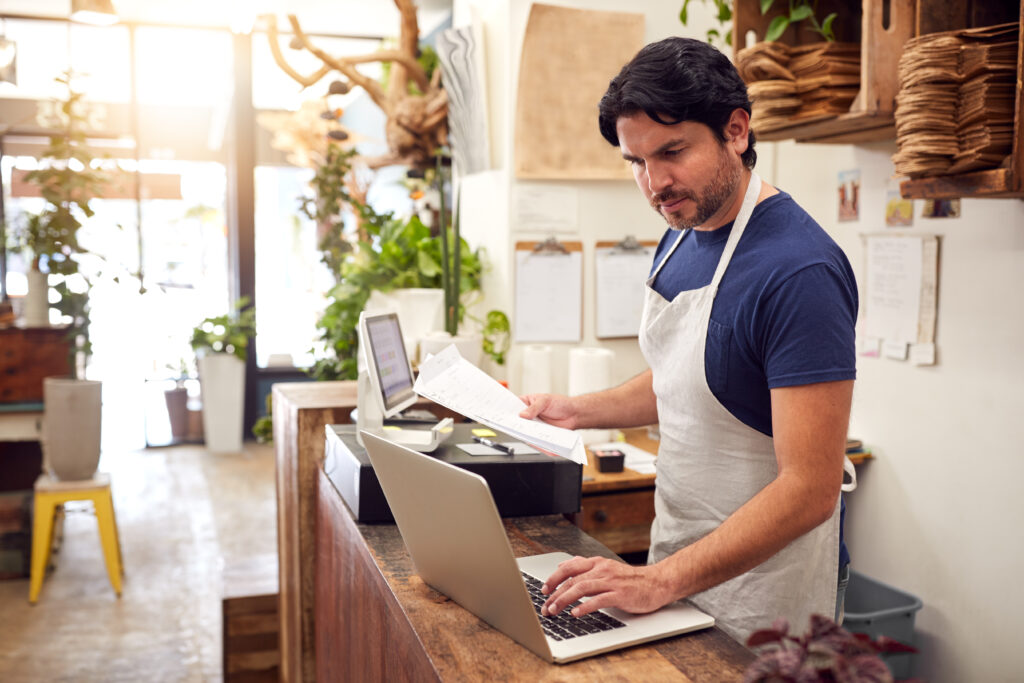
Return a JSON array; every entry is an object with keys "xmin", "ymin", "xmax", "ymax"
[{"xmin": 705, "ymin": 318, "xmax": 732, "ymax": 392}]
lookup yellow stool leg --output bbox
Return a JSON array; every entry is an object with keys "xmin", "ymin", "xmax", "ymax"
[
  {"xmin": 109, "ymin": 491, "xmax": 124, "ymax": 576},
  {"xmin": 29, "ymin": 493, "xmax": 57, "ymax": 604},
  {"xmin": 93, "ymin": 491, "xmax": 123, "ymax": 596}
]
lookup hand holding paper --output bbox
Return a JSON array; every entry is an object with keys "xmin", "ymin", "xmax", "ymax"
[{"xmin": 414, "ymin": 345, "xmax": 587, "ymax": 465}]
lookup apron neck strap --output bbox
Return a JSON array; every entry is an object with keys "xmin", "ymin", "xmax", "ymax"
[{"xmin": 710, "ymin": 171, "xmax": 762, "ymax": 290}]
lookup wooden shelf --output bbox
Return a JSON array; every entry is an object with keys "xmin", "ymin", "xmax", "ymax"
[
  {"xmin": 735, "ymin": 0, "xmax": 915, "ymax": 144},
  {"xmin": 900, "ymin": 2, "xmax": 1024, "ymax": 199},
  {"xmin": 900, "ymin": 167, "xmax": 1021, "ymax": 199},
  {"xmin": 756, "ymin": 111, "xmax": 895, "ymax": 144}
]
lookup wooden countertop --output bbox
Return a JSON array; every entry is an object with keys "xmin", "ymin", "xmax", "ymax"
[{"xmin": 320, "ymin": 469, "xmax": 754, "ymax": 681}]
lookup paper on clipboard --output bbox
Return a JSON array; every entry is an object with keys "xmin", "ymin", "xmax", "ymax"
[
  {"xmin": 414, "ymin": 345, "xmax": 587, "ymax": 465},
  {"xmin": 595, "ymin": 242, "xmax": 654, "ymax": 338},
  {"xmin": 514, "ymin": 244, "xmax": 582, "ymax": 342}
]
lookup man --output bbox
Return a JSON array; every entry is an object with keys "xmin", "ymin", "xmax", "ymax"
[{"xmin": 520, "ymin": 37, "xmax": 857, "ymax": 643}]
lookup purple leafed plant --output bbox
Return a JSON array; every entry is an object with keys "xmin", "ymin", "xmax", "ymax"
[{"xmin": 743, "ymin": 614, "xmax": 917, "ymax": 683}]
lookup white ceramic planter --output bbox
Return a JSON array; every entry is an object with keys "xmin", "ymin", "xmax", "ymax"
[
  {"xmin": 197, "ymin": 352, "xmax": 245, "ymax": 453},
  {"xmin": 23, "ymin": 270, "xmax": 50, "ymax": 327},
  {"xmin": 365, "ymin": 288, "xmax": 445, "ymax": 363},
  {"xmin": 43, "ymin": 377, "xmax": 102, "ymax": 481},
  {"xmin": 419, "ymin": 331, "xmax": 483, "ymax": 367}
]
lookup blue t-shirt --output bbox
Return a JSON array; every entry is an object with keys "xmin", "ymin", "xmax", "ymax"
[{"xmin": 649, "ymin": 190, "xmax": 856, "ymax": 568}]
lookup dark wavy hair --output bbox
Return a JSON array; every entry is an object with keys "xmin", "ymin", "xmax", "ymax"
[{"xmin": 598, "ymin": 37, "xmax": 757, "ymax": 169}]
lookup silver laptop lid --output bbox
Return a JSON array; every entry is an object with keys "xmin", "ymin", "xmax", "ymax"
[{"xmin": 360, "ymin": 430, "xmax": 552, "ymax": 660}]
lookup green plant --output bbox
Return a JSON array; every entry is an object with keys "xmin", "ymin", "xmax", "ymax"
[
  {"xmin": 252, "ymin": 393, "xmax": 273, "ymax": 444},
  {"xmin": 479, "ymin": 310, "xmax": 511, "ymax": 366},
  {"xmin": 190, "ymin": 297, "xmax": 257, "ymax": 362},
  {"xmin": 379, "ymin": 43, "xmax": 440, "ymax": 97},
  {"xmin": 760, "ymin": 0, "xmax": 837, "ymax": 42},
  {"xmin": 7, "ymin": 71, "xmax": 110, "ymax": 379},
  {"xmin": 309, "ymin": 196, "xmax": 484, "ymax": 381},
  {"xmin": 743, "ymin": 614, "xmax": 916, "ymax": 682},
  {"xmin": 299, "ymin": 144, "xmax": 363, "ymax": 274},
  {"xmin": 679, "ymin": 0, "xmax": 734, "ymax": 46}
]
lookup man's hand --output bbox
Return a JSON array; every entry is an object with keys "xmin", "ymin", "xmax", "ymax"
[
  {"xmin": 518, "ymin": 393, "xmax": 579, "ymax": 429},
  {"xmin": 540, "ymin": 556, "xmax": 675, "ymax": 617}
]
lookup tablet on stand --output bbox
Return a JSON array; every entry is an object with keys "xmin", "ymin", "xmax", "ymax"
[{"xmin": 356, "ymin": 311, "xmax": 453, "ymax": 452}]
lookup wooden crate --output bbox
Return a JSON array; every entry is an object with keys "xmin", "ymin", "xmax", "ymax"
[
  {"xmin": 734, "ymin": 0, "xmax": 916, "ymax": 143},
  {"xmin": 900, "ymin": 2, "xmax": 1024, "ymax": 198},
  {"xmin": 222, "ymin": 554, "xmax": 280, "ymax": 682}
]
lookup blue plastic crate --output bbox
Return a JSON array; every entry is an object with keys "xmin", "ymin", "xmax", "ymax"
[{"xmin": 843, "ymin": 570, "xmax": 923, "ymax": 679}]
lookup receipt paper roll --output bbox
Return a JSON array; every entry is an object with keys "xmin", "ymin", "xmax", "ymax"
[
  {"xmin": 520, "ymin": 344, "xmax": 553, "ymax": 395},
  {"xmin": 568, "ymin": 347, "xmax": 614, "ymax": 396}
]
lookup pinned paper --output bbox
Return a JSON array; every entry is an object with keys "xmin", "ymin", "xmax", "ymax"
[
  {"xmin": 882, "ymin": 340, "xmax": 909, "ymax": 360},
  {"xmin": 909, "ymin": 343, "xmax": 936, "ymax": 366},
  {"xmin": 859, "ymin": 337, "xmax": 882, "ymax": 357}
]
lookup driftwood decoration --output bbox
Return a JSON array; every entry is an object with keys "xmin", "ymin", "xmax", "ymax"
[{"xmin": 262, "ymin": 0, "xmax": 448, "ymax": 171}]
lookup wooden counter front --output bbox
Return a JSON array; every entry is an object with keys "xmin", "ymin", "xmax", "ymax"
[{"xmin": 314, "ymin": 465, "xmax": 754, "ymax": 682}]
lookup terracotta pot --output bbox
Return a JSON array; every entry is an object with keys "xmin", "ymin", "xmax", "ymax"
[{"xmin": 164, "ymin": 386, "xmax": 190, "ymax": 440}]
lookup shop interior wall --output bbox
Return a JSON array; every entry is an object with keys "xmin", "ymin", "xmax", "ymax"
[
  {"xmin": 773, "ymin": 138, "xmax": 1024, "ymax": 682},
  {"xmin": 456, "ymin": 0, "xmax": 1024, "ymax": 679}
]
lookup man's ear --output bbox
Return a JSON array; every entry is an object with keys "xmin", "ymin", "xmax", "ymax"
[{"xmin": 724, "ymin": 108, "xmax": 751, "ymax": 155}]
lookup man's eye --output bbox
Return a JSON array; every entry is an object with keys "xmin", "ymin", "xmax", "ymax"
[{"xmin": 664, "ymin": 148, "xmax": 682, "ymax": 157}]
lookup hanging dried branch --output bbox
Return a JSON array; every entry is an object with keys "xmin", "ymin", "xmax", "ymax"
[{"xmin": 262, "ymin": 0, "xmax": 448, "ymax": 171}]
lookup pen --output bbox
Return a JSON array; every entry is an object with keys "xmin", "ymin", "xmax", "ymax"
[{"xmin": 473, "ymin": 435, "xmax": 514, "ymax": 455}]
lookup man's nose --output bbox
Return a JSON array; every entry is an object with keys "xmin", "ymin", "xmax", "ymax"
[{"xmin": 646, "ymin": 160, "xmax": 674, "ymax": 195}]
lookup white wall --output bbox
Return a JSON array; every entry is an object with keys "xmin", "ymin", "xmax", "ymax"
[
  {"xmin": 453, "ymin": 1, "xmax": 1024, "ymax": 679},
  {"xmin": 772, "ymin": 139, "xmax": 1024, "ymax": 682},
  {"xmin": 457, "ymin": 0, "xmax": 726, "ymax": 390}
]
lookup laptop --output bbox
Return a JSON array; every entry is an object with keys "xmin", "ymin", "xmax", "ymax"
[{"xmin": 360, "ymin": 430, "xmax": 715, "ymax": 664}]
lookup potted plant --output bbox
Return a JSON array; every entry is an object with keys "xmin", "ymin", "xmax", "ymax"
[
  {"xmin": 308, "ymin": 163, "xmax": 488, "ymax": 380},
  {"xmin": 190, "ymin": 297, "xmax": 256, "ymax": 453},
  {"xmin": 743, "ymin": 614, "xmax": 916, "ymax": 682},
  {"xmin": 7, "ymin": 72, "xmax": 110, "ymax": 481},
  {"xmin": 163, "ymin": 357, "xmax": 199, "ymax": 443}
]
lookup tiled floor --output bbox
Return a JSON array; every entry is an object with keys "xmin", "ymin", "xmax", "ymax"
[{"xmin": 0, "ymin": 442, "xmax": 276, "ymax": 682}]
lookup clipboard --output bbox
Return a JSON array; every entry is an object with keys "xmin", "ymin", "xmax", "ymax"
[
  {"xmin": 594, "ymin": 236, "xmax": 658, "ymax": 339},
  {"xmin": 514, "ymin": 238, "xmax": 583, "ymax": 343}
]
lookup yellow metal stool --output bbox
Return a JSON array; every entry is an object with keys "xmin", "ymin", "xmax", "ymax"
[{"xmin": 29, "ymin": 472, "xmax": 124, "ymax": 603}]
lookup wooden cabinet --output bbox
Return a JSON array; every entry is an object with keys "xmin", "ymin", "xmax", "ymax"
[
  {"xmin": 0, "ymin": 325, "xmax": 72, "ymax": 403},
  {"xmin": 572, "ymin": 428, "xmax": 659, "ymax": 556}
]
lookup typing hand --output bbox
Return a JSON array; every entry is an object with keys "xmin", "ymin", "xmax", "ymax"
[
  {"xmin": 540, "ymin": 556, "xmax": 672, "ymax": 618},
  {"xmin": 518, "ymin": 393, "xmax": 579, "ymax": 430}
]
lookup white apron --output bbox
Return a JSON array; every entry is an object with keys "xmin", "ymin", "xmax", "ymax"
[{"xmin": 638, "ymin": 172, "xmax": 839, "ymax": 643}]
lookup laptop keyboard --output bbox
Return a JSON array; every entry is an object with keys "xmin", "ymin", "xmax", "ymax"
[{"xmin": 521, "ymin": 572, "xmax": 626, "ymax": 641}]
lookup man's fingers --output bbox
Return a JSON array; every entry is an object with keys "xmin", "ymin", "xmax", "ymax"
[
  {"xmin": 518, "ymin": 394, "xmax": 545, "ymax": 419},
  {"xmin": 570, "ymin": 591, "xmax": 616, "ymax": 617},
  {"xmin": 541, "ymin": 556, "xmax": 589, "ymax": 595}
]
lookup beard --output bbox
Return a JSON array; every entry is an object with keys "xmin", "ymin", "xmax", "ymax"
[{"xmin": 652, "ymin": 149, "xmax": 743, "ymax": 230}]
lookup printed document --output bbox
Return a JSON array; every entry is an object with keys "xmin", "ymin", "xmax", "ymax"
[{"xmin": 414, "ymin": 345, "xmax": 587, "ymax": 465}]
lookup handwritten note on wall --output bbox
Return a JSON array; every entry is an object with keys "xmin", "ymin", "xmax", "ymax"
[
  {"xmin": 866, "ymin": 236, "xmax": 923, "ymax": 345},
  {"xmin": 863, "ymin": 235, "xmax": 939, "ymax": 364}
]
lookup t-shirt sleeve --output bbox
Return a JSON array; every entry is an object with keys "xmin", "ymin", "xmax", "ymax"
[{"xmin": 756, "ymin": 262, "xmax": 858, "ymax": 389}]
